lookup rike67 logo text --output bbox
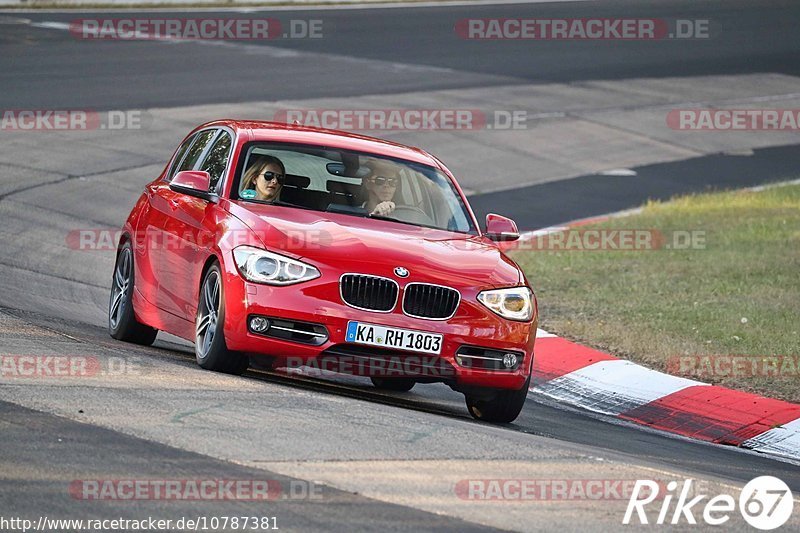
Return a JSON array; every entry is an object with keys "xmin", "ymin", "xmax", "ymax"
[{"xmin": 624, "ymin": 476, "xmax": 794, "ymax": 530}]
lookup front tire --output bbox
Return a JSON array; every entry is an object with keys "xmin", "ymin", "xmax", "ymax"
[
  {"xmin": 195, "ymin": 263, "xmax": 249, "ymax": 375},
  {"xmin": 370, "ymin": 376, "xmax": 415, "ymax": 392},
  {"xmin": 465, "ymin": 374, "xmax": 530, "ymax": 424},
  {"xmin": 108, "ymin": 241, "xmax": 158, "ymax": 345}
]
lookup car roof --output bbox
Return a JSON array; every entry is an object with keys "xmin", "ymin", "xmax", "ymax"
[{"xmin": 198, "ymin": 120, "xmax": 442, "ymax": 168}]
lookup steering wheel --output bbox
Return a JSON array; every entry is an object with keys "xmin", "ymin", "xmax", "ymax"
[{"xmin": 391, "ymin": 205, "xmax": 436, "ymax": 226}]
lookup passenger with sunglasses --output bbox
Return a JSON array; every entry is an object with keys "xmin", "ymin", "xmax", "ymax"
[
  {"xmin": 362, "ymin": 159, "xmax": 402, "ymax": 217},
  {"xmin": 240, "ymin": 155, "xmax": 286, "ymax": 202}
]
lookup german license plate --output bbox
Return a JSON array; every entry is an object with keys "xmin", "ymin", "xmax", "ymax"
[{"xmin": 345, "ymin": 321, "xmax": 443, "ymax": 354}]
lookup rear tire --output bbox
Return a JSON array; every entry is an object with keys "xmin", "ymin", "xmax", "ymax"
[
  {"xmin": 370, "ymin": 376, "xmax": 415, "ymax": 392},
  {"xmin": 465, "ymin": 374, "xmax": 530, "ymax": 423},
  {"xmin": 108, "ymin": 241, "xmax": 158, "ymax": 346},
  {"xmin": 195, "ymin": 263, "xmax": 249, "ymax": 375}
]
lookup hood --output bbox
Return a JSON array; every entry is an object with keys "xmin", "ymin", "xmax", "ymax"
[{"xmin": 228, "ymin": 202, "xmax": 522, "ymax": 288}]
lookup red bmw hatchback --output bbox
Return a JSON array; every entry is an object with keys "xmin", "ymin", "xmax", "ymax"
[{"xmin": 109, "ymin": 120, "xmax": 538, "ymax": 423}]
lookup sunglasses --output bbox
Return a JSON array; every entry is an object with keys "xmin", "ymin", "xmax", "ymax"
[
  {"xmin": 259, "ymin": 171, "xmax": 285, "ymax": 184},
  {"xmin": 369, "ymin": 176, "xmax": 399, "ymax": 187}
]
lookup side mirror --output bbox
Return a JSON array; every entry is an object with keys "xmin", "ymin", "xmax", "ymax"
[
  {"xmin": 485, "ymin": 213, "xmax": 520, "ymax": 242},
  {"xmin": 170, "ymin": 170, "xmax": 214, "ymax": 201}
]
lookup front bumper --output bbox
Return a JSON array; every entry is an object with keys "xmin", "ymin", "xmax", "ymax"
[{"xmin": 222, "ymin": 272, "xmax": 536, "ymax": 391}]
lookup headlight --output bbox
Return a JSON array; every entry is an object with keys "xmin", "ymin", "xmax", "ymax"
[
  {"xmin": 233, "ymin": 246, "xmax": 320, "ymax": 285},
  {"xmin": 477, "ymin": 286, "xmax": 534, "ymax": 321}
]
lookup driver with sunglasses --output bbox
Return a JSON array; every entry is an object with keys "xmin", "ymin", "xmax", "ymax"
[
  {"xmin": 362, "ymin": 159, "xmax": 402, "ymax": 217},
  {"xmin": 241, "ymin": 155, "xmax": 286, "ymax": 203}
]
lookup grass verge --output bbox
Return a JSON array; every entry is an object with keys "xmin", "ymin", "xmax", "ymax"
[{"xmin": 512, "ymin": 182, "xmax": 800, "ymax": 403}]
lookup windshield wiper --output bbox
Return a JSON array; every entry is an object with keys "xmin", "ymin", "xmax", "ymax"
[
  {"xmin": 368, "ymin": 213, "xmax": 421, "ymax": 228},
  {"xmin": 369, "ymin": 213, "xmax": 458, "ymax": 233}
]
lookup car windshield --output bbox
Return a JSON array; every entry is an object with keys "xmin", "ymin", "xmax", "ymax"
[{"xmin": 233, "ymin": 143, "xmax": 478, "ymax": 235}]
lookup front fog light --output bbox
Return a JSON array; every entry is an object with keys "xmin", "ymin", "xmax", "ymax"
[
  {"xmin": 249, "ymin": 316, "xmax": 271, "ymax": 333},
  {"xmin": 502, "ymin": 353, "xmax": 518, "ymax": 369}
]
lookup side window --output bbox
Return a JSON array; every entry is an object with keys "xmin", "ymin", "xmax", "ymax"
[
  {"xmin": 167, "ymin": 133, "xmax": 196, "ymax": 180},
  {"xmin": 177, "ymin": 130, "xmax": 217, "ymax": 174},
  {"xmin": 200, "ymin": 131, "xmax": 232, "ymax": 191}
]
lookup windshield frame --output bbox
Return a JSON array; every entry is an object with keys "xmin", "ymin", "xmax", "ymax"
[{"xmin": 230, "ymin": 141, "xmax": 480, "ymax": 236}]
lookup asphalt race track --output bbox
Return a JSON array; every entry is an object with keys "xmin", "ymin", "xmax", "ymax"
[
  {"xmin": 1, "ymin": 0, "xmax": 800, "ymax": 530},
  {"xmin": 2, "ymin": 0, "xmax": 800, "ymax": 109}
]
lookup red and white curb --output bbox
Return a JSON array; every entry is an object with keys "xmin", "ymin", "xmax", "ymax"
[
  {"xmin": 530, "ymin": 329, "xmax": 800, "ymax": 462},
  {"xmin": 523, "ymin": 180, "xmax": 800, "ymax": 462}
]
